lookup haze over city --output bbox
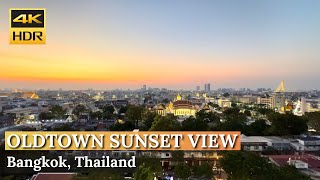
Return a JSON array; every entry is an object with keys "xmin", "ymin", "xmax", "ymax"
[{"xmin": 1, "ymin": 0, "xmax": 320, "ymax": 90}]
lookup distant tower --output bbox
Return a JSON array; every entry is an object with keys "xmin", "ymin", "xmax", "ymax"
[
  {"xmin": 142, "ymin": 85, "xmax": 147, "ymax": 91},
  {"xmin": 275, "ymin": 80, "xmax": 285, "ymax": 93},
  {"xmin": 204, "ymin": 83, "xmax": 211, "ymax": 92},
  {"xmin": 196, "ymin": 86, "xmax": 200, "ymax": 91},
  {"xmin": 272, "ymin": 80, "xmax": 286, "ymax": 110}
]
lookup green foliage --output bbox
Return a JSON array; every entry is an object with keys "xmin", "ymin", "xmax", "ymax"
[
  {"xmin": 39, "ymin": 105, "xmax": 66, "ymax": 120},
  {"xmin": 219, "ymin": 113, "xmax": 246, "ymax": 131},
  {"xmin": 89, "ymin": 111, "xmax": 103, "ymax": 120},
  {"xmin": 222, "ymin": 92, "xmax": 230, "ymax": 97},
  {"xmin": 257, "ymin": 108, "xmax": 274, "ymax": 115},
  {"xmin": 181, "ymin": 117, "xmax": 208, "ymax": 131},
  {"xmin": 246, "ymin": 119, "xmax": 268, "ymax": 136},
  {"xmin": 220, "ymin": 151, "xmax": 310, "ymax": 180},
  {"xmin": 103, "ymin": 105, "xmax": 115, "ymax": 114},
  {"xmin": 193, "ymin": 162, "xmax": 213, "ymax": 178},
  {"xmin": 223, "ymin": 107, "xmax": 240, "ymax": 116},
  {"xmin": 134, "ymin": 164, "xmax": 154, "ymax": 180},
  {"xmin": 125, "ymin": 105, "xmax": 144, "ymax": 127},
  {"xmin": 136, "ymin": 157, "xmax": 162, "ymax": 172},
  {"xmin": 149, "ymin": 115, "xmax": 181, "ymax": 131},
  {"xmin": 141, "ymin": 110, "xmax": 157, "ymax": 130},
  {"xmin": 102, "ymin": 105, "xmax": 116, "ymax": 119},
  {"xmin": 268, "ymin": 113, "xmax": 308, "ymax": 136},
  {"xmin": 171, "ymin": 151, "xmax": 184, "ymax": 163},
  {"xmin": 162, "ymin": 98, "xmax": 170, "ymax": 104},
  {"xmin": 220, "ymin": 151, "xmax": 277, "ymax": 180},
  {"xmin": 279, "ymin": 165, "xmax": 311, "ymax": 180},
  {"xmin": 119, "ymin": 106, "xmax": 129, "ymax": 114},
  {"xmin": 73, "ymin": 104, "xmax": 88, "ymax": 117},
  {"xmin": 174, "ymin": 163, "xmax": 191, "ymax": 179},
  {"xmin": 304, "ymin": 112, "xmax": 320, "ymax": 133},
  {"xmin": 109, "ymin": 121, "xmax": 135, "ymax": 131},
  {"xmin": 196, "ymin": 110, "xmax": 220, "ymax": 123}
]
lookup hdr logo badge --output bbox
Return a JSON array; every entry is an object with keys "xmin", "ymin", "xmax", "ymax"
[{"xmin": 10, "ymin": 8, "xmax": 46, "ymax": 44}]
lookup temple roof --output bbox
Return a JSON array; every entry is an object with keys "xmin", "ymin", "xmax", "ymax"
[
  {"xmin": 173, "ymin": 100, "xmax": 193, "ymax": 109},
  {"xmin": 156, "ymin": 104, "xmax": 165, "ymax": 110},
  {"xmin": 202, "ymin": 104, "xmax": 210, "ymax": 110}
]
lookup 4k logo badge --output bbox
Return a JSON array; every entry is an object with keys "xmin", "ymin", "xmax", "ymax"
[{"xmin": 10, "ymin": 8, "xmax": 46, "ymax": 44}]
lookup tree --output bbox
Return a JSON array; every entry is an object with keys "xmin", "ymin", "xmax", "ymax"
[
  {"xmin": 223, "ymin": 107, "xmax": 240, "ymax": 116},
  {"xmin": 220, "ymin": 151, "xmax": 278, "ymax": 180},
  {"xmin": 136, "ymin": 156, "xmax": 162, "ymax": 172},
  {"xmin": 109, "ymin": 121, "xmax": 135, "ymax": 131},
  {"xmin": 219, "ymin": 113, "xmax": 246, "ymax": 132},
  {"xmin": 149, "ymin": 115, "xmax": 181, "ymax": 131},
  {"xmin": 102, "ymin": 105, "xmax": 115, "ymax": 119},
  {"xmin": 50, "ymin": 105, "xmax": 67, "ymax": 118},
  {"xmin": 304, "ymin": 112, "xmax": 320, "ymax": 133},
  {"xmin": 39, "ymin": 105, "xmax": 66, "ymax": 120},
  {"xmin": 89, "ymin": 111, "xmax": 103, "ymax": 120},
  {"xmin": 38, "ymin": 112, "xmax": 51, "ymax": 120},
  {"xmin": 181, "ymin": 117, "xmax": 208, "ymax": 131},
  {"xmin": 222, "ymin": 93, "xmax": 230, "ymax": 97},
  {"xmin": 141, "ymin": 110, "xmax": 157, "ymax": 130},
  {"xmin": 196, "ymin": 110, "xmax": 220, "ymax": 123},
  {"xmin": 162, "ymin": 98, "xmax": 170, "ymax": 104},
  {"xmin": 125, "ymin": 105, "xmax": 144, "ymax": 127},
  {"xmin": 103, "ymin": 105, "xmax": 115, "ymax": 114},
  {"xmin": 257, "ymin": 108, "xmax": 273, "ymax": 115},
  {"xmin": 193, "ymin": 162, "xmax": 213, "ymax": 178},
  {"xmin": 119, "ymin": 106, "xmax": 128, "ymax": 114},
  {"xmin": 171, "ymin": 151, "xmax": 184, "ymax": 163},
  {"xmin": 73, "ymin": 104, "xmax": 88, "ymax": 117},
  {"xmin": 134, "ymin": 164, "xmax": 154, "ymax": 180},
  {"xmin": 174, "ymin": 163, "xmax": 191, "ymax": 179},
  {"xmin": 220, "ymin": 151, "xmax": 311, "ymax": 180},
  {"xmin": 268, "ymin": 113, "xmax": 308, "ymax": 136},
  {"xmin": 279, "ymin": 165, "xmax": 311, "ymax": 180},
  {"xmin": 246, "ymin": 119, "xmax": 268, "ymax": 136}
]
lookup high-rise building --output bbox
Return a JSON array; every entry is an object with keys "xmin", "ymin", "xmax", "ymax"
[
  {"xmin": 204, "ymin": 83, "xmax": 211, "ymax": 92},
  {"xmin": 196, "ymin": 86, "xmax": 200, "ymax": 91},
  {"xmin": 142, "ymin": 85, "xmax": 147, "ymax": 91}
]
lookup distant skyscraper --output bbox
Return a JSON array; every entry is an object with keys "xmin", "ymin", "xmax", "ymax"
[
  {"xmin": 196, "ymin": 86, "xmax": 200, "ymax": 91},
  {"xmin": 142, "ymin": 85, "xmax": 147, "ymax": 91},
  {"xmin": 204, "ymin": 83, "xmax": 211, "ymax": 92}
]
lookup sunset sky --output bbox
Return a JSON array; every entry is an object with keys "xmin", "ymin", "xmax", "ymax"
[{"xmin": 1, "ymin": 0, "xmax": 320, "ymax": 90}]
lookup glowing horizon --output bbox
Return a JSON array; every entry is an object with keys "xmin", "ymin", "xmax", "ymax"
[{"xmin": 1, "ymin": 0, "xmax": 320, "ymax": 90}]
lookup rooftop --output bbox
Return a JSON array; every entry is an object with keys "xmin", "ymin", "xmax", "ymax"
[{"xmin": 268, "ymin": 154, "xmax": 320, "ymax": 172}]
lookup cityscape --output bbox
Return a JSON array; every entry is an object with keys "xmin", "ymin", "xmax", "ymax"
[
  {"xmin": 1, "ymin": 0, "xmax": 320, "ymax": 180},
  {"xmin": 1, "ymin": 81, "xmax": 320, "ymax": 179}
]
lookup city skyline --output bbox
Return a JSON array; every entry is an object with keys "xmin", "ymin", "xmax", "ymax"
[{"xmin": 1, "ymin": 0, "xmax": 320, "ymax": 90}]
